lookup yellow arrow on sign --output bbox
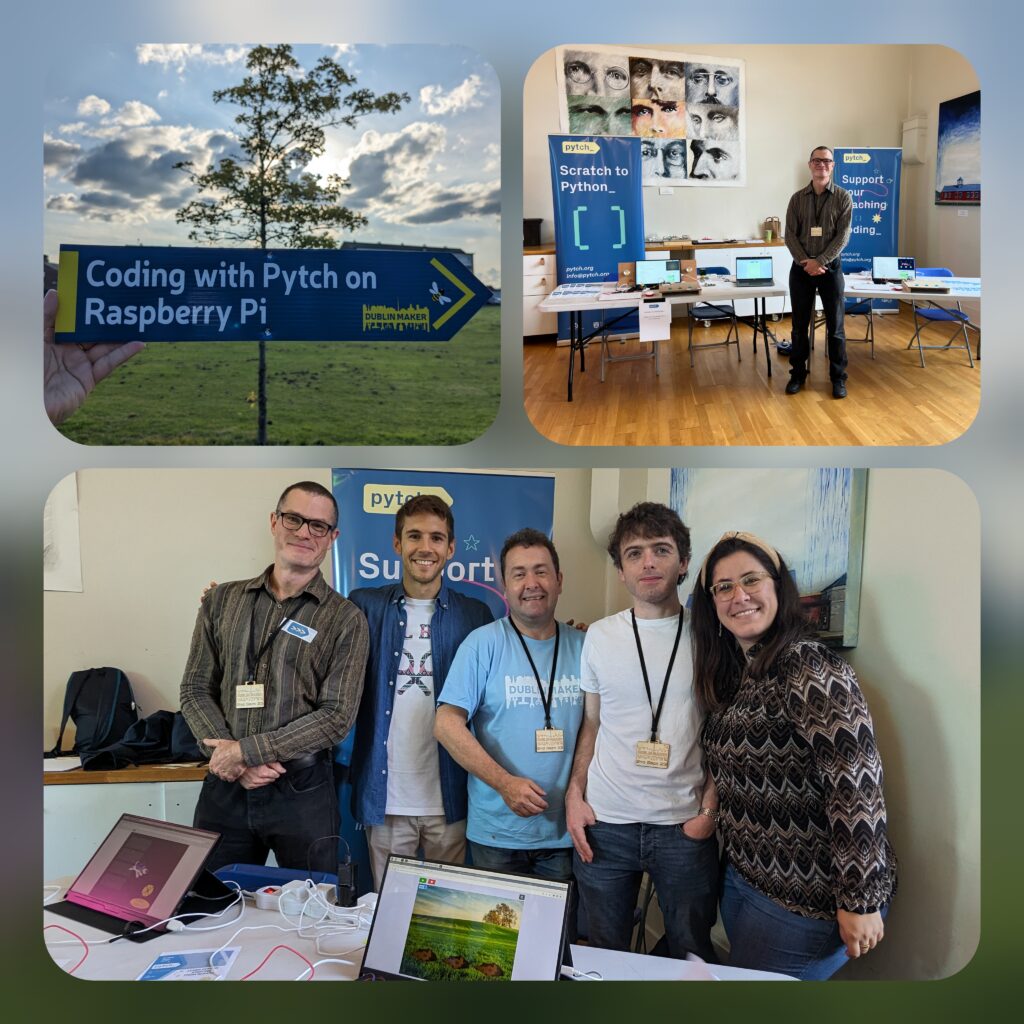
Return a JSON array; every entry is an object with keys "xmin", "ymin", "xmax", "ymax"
[{"xmin": 429, "ymin": 257, "xmax": 477, "ymax": 331}]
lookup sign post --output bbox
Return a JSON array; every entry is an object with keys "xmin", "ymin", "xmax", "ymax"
[{"xmin": 55, "ymin": 245, "xmax": 491, "ymax": 344}]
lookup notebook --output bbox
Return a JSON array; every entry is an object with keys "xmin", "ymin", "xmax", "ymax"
[
  {"xmin": 871, "ymin": 256, "xmax": 916, "ymax": 283},
  {"xmin": 734, "ymin": 256, "xmax": 775, "ymax": 286},
  {"xmin": 358, "ymin": 856, "xmax": 572, "ymax": 981},
  {"xmin": 47, "ymin": 813, "xmax": 229, "ymax": 941}
]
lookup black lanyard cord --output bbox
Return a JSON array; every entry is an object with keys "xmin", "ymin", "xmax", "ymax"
[
  {"xmin": 509, "ymin": 617, "xmax": 560, "ymax": 730},
  {"xmin": 246, "ymin": 591, "xmax": 304, "ymax": 682},
  {"xmin": 631, "ymin": 609, "xmax": 683, "ymax": 743}
]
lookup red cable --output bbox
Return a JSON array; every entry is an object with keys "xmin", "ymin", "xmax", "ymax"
[
  {"xmin": 240, "ymin": 944, "xmax": 315, "ymax": 980},
  {"xmin": 44, "ymin": 924, "xmax": 89, "ymax": 975}
]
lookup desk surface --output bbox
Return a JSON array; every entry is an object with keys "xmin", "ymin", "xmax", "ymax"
[
  {"xmin": 845, "ymin": 274, "xmax": 981, "ymax": 300},
  {"xmin": 44, "ymin": 881, "xmax": 786, "ymax": 982},
  {"xmin": 538, "ymin": 279, "xmax": 787, "ymax": 314},
  {"xmin": 44, "ymin": 763, "xmax": 208, "ymax": 786}
]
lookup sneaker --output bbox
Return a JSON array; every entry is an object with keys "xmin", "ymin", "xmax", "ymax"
[{"xmin": 832, "ymin": 380, "xmax": 847, "ymax": 399}]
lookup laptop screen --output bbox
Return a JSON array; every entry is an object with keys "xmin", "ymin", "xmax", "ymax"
[
  {"xmin": 636, "ymin": 259, "xmax": 681, "ymax": 286},
  {"xmin": 735, "ymin": 256, "xmax": 773, "ymax": 280},
  {"xmin": 360, "ymin": 856, "xmax": 571, "ymax": 981},
  {"xmin": 65, "ymin": 814, "xmax": 220, "ymax": 929},
  {"xmin": 872, "ymin": 256, "xmax": 916, "ymax": 280}
]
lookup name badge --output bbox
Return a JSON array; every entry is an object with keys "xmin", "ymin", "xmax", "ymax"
[
  {"xmin": 810, "ymin": 226, "xmax": 823, "ymax": 237},
  {"xmin": 281, "ymin": 619, "xmax": 318, "ymax": 643},
  {"xmin": 635, "ymin": 740, "xmax": 670, "ymax": 769},
  {"xmin": 236, "ymin": 682, "xmax": 265, "ymax": 709},
  {"xmin": 535, "ymin": 728, "xmax": 565, "ymax": 753}
]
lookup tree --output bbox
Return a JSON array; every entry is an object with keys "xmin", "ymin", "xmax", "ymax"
[
  {"xmin": 482, "ymin": 902, "xmax": 519, "ymax": 929},
  {"xmin": 176, "ymin": 44, "xmax": 408, "ymax": 443}
]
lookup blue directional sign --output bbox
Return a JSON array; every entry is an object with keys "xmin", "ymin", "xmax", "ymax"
[{"xmin": 54, "ymin": 244, "xmax": 491, "ymax": 343}]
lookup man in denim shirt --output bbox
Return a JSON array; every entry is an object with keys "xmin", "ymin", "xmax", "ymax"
[{"xmin": 349, "ymin": 495, "xmax": 493, "ymax": 888}]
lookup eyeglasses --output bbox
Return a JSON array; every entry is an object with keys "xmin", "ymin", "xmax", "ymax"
[
  {"xmin": 709, "ymin": 570, "xmax": 775, "ymax": 600},
  {"xmin": 809, "ymin": 157, "xmax": 834, "ymax": 167},
  {"xmin": 275, "ymin": 510, "xmax": 335, "ymax": 538}
]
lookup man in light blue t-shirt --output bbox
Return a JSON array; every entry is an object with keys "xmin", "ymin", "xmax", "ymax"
[{"xmin": 434, "ymin": 528, "xmax": 584, "ymax": 885}]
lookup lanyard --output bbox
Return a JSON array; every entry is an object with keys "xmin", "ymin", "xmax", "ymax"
[
  {"xmin": 812, "ymin": 188, "xmax": 830, "ymax": 226},
  {"xmin": 509, "ymin": 617, "xmax": 560, "ymax": 730},
  {"xmin": 246, "ymin": 590, "xmax": 303, "ymax": 682},
  {"xmin": 631, "ymin": 609, "xmax": 683, "ymax": 743}
]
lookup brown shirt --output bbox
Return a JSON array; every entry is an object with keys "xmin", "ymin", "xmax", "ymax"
[
  {"xmin": 785, "ymin": 180, "xmax": 853, "ymax": 268},
  {"xmin": 180, "ymin": 567, "xmax": 369, "ymax": 768}
]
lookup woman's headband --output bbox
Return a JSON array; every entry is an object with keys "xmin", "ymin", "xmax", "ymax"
[{"xmin": 699, "ymin": 531, "xmax": 782, "ymax": 587}]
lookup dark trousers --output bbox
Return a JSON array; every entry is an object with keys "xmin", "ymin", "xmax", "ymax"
[
  {"xmin": 194, "ymin": 757, "xmax": 340, "ymax": 874},
  {"xmin": 788, "ymin": 259, "xmax": 847, "ymax": 383}
]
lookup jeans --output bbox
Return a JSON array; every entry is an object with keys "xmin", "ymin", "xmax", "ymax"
[
  {"xmin": 468, "ymin": 841, "xmax": 577, "ymax": 944},
  {"xmin": 573, "ymin": 821, "xmax": 719, "ymax": 961},
  {"xmin": 720, "ymin": 864, "xmax": 889, "ymax": 980},
  {"xmin": 194, "ymin": 757, "xmax": 340, "ymax": 874},
  {"xmin": 788, "ymin": 259, "xmax": 847, "ymax": 383},
  {"xmin": 367, "ymin": 815, "xmax": 467, "ymax": 889}
]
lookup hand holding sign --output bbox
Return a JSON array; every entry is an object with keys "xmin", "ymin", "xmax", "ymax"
[{"xmin": 43, "ymin": 289, "xmax": 145, "ymax": 426}]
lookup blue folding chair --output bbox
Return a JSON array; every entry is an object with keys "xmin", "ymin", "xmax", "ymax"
[
  {"xmin": 811, "ymin": 259, "xmax": 874, "ymax": 361},
  {"xmin": 687, "ymin": 265, "xmax": 741, "ymax": 367},
  {"xmin": 908, "ymin": 267, "xmax": 975, "ymax": 368}
]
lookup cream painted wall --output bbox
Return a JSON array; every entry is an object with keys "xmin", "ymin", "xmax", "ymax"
[
  {"xmin": 524, "ymin": 44, "xmax": 978, "ymax": 284},
  {"xmin": 43, "ymin": 468, "xmax": 605, "ymax": 748},
  {"xmin": 586, "ymin": 467, "xmax": 979, "ymax": 980}
]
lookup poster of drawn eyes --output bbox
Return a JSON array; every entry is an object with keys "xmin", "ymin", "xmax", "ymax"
[
  {"xmin": 935, "ymin": 90, "xmax": 980, "ymax": 205},
  {"xmin": 556, "ymin": 46, "xmax": 745, "ymax": 187}
]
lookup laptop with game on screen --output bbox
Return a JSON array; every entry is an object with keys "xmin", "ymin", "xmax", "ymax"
[
  {"xmin": 358, "ymin": 855, "xmax": 572, "ymax": 981},
  {"xmin": 871, "ymin": 256, "xmax": 916, "ymax": 283},
  {"xmin": 734, "ymin": 255, "xmax": 775, "ymax": 287},
  {"xmin": 47, "ymin": 813, "xmax": 231, "ymax": 942}
]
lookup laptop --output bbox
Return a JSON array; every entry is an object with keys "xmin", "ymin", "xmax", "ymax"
[
  {"xmin": 358, "ymin": 855, "xmax": 572, "ymax": 981},
  {"xmin": 871, "ymin": 256, "xmax": 916, "ymax": 283},
  {"xmin": 47, "ymin": 813, "xmax": 231, "ymax": 941},
  {"xmin": 734, "ymin": 256, "xmax": 775, "ymax": 287}
]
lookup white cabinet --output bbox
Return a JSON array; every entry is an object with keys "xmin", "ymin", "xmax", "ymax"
[
  {"xmin": 694, "ymin": 245, "xmax": 793, "ymax": 318},
  {"xmin": 523, "ymin": 254, "xmax": 558, "ymax": 337},
  {"xmin": 44, "ymin": 780, "xmax": 204, "ymax": 879}
]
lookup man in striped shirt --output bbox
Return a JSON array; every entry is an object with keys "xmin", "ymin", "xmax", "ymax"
[{"xmin": 180, "ymin": 481, "xmax": 369, "ymax": 872}]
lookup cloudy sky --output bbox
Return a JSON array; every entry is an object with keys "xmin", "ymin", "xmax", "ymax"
[{"xmin": 44, "ymin": 44, "xmax": 501, "ymax": 286}]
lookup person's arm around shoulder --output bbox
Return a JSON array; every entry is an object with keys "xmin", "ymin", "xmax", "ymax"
[
  {"xmin": 565, "ymin": 691, "xmax": 600, "ymax": 862},
  {"xmin": 434, "ymin": 705, "xmax": 548, "ymax": 816}
]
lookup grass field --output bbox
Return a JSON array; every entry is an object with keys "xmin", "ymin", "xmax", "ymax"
[
  {"xmin": 58, "ymin": 305, "xmax": 500, "ymax": 445},
  {"xmin": 400, "ymin": 913, "xmax": 518, "ymax": 981}
]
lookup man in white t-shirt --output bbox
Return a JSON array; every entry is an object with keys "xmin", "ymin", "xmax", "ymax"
[
  {"xmin": 566, "ymin": 502, "xmax": 719, "ymax": 960},
  {"xmin": 349, "ymin": 495, "xmax": 493, "ymax": 888}
]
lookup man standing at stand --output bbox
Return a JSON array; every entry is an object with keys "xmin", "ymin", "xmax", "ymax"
[
  {"xmin": 435, "ymin": 529, "xmax": 584, "ymax": 886},
  {"xmin": 784, "ymin": 145, "xmax": 854, "ymax": 399},
  {"xmin": 349, "ymin": 495, "xmax": 493, "ymax": 888},
  {"xmin": 566, "ymin": 502, "xmax": 719, "ymax": 960},
  {"xmin": 181, "ymin": 481, "xmax": 369, "ymax": 873}
]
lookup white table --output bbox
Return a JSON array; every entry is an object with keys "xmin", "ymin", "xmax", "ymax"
[
  {"xmin": 538, "ymin": 280, "xmax": 787, "ymax": 401},
  {"xmin": 844, "ymin": 274, "xmax": 981, "ymax": 366},
  {"xmin": 44, "ymin": 882, "xmax": 789, "ymax": 982}
]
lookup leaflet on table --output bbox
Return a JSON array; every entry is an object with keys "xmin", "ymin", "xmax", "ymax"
[
  {"xmin": 137, "ymin": 947, "xmax": 240, "ymax": 980},
  {"xmin": 548, "ymin": 283, "xmax": 605, "ymax": 298}
]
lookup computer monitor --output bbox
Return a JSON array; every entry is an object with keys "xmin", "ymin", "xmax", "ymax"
[
  {"xmin": 359, "ymin": 856, "xmax": 571, "ymax": 981},
  {"xmin": 635, "ymin": 259, "xmax": 681, "ymax": 286},
  {"xmin": 735, "ymin": 256, "xmax": 774, "ymax": 282},
  {"xmin": 61, "ymin": 813, "xmax": 222, "ymax": 932},
  {"xmin": 871, "ymin": 256, "xmax": 916, "ymax": 282}
]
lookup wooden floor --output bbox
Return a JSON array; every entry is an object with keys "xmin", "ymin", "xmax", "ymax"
[{"xmin": 523, "ymin": 308, "xmax": 980, "ymax": 447}]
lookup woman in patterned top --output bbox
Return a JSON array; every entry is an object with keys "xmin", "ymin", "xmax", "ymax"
[{"xmin": 691, "ymin": 531, "xmax": 896, "ymax": 979}]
